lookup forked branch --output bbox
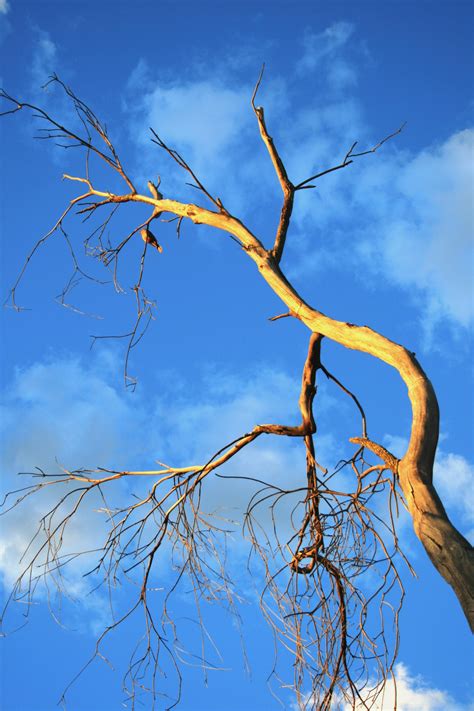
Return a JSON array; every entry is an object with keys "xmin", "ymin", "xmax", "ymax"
[{"xmin": 250, "ymin": 65, "xmax": 405, "ymax": 264}]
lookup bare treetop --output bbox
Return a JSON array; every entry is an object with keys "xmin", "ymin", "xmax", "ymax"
[{"xmin": 1, "ymin": 71, "xmax": 472, "ymax": 710}]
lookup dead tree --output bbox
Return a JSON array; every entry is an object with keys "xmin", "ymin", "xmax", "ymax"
[{"xmin": 1, "ymin": 72, "xmax": 472, "ymax": 710}]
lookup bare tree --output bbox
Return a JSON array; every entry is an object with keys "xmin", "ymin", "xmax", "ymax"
[{"xmin": 1, "ymin": 72, "xmax": 472, "ymax": 710}]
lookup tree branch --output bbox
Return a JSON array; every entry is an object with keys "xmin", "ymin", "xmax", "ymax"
[
  {"xmin": 251, "ymin": 65, "xmax": 294, "ymax": 263},
  {"xmin": 294, "ymin": 123, "xmax": 406, "ymax": 190}
]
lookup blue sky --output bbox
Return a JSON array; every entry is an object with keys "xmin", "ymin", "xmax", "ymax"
[{"xmin": 0, "ymin": 1, "xmax": 473, "ymax": 710}]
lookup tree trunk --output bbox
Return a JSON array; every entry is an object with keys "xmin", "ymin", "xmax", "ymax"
[{"xmin": 259, "ymin": 254, "xmax": 474, "ymax": 631}]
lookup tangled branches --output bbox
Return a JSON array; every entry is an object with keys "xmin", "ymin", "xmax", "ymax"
[{"xmin": 0, "ymin": 329, "xmax": 408, "ymax": 710}]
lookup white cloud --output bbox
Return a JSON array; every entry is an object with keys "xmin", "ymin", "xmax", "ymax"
[
  {"xmin": 122, "ymin": 58, "xmax": 297, "ymax": 225},
  {"xmin": 1, "ymin": 352, "xmax": 148, "ymax": 477},
  {"xmin": 289, "ymin": 123, "xmax": 473, "ymax": 333},
  {"xmin": 433, "ymin": 450, "xmax": 474, "ymax": 542},
  {"xmin": 0, "ymin": 0, "xmax": 9, "ymax": 15},
  {"xmin": 0, "ymin": 351, "xmax": 150, "ymax": 618},
  {"xmin": 346, "ymin": 662, "xmax": 474, "ymax": 710},
  {"xmin": 293, "ymin": 663, "xmax": 473, "ymax": 710},
  {"xmin": 372, "ymin": 129, "xmax": 474, "ymax": 330},
  {"xmin": 142, "ymin": 81, "xmax": 248, "ymax": 170},
  {"xmin": 124, "ymin": 62, "xmax": 257, "ymax": 202}
]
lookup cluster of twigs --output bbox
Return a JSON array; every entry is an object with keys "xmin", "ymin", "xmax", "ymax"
[
  {"xmin": 0, "ymin": 71, "xmax": 413, "ymax": 709},
  {"xmin": 1, "ymin": 75, "xmax": 156, "ymax": 387},
  {"xmin": 0, "ymin": 333, "xmax": 407, "ymax": 709}
]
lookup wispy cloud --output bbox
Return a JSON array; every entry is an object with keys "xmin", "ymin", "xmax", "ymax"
[
  {"xmin": 31, "ymin": 28, "xmax": 57, "ymax": 88},
  {"xmin": 0, "ymin": 0, "xmax": 10, "ymax": 15},
  {"xmin": 122, "ymin": 58, "xmax": 294, "ymax": 225},
  {"xmin": 0, "ymin": 352, "xmax": 150, "ymax": 613},
  {"xmin": 355, "ymin": 129, "xmax": 474, "ymax": 333},
  {"xmin": 297, "ymin": 22, "xmax": 356, "ymax": 91},
  {"xmin": 128, "ymin": 73, "xmax": 249, "ymax": 173},
  {"xmin": 124, "ymin": 61, "xmax": 255, "ymax": 202}
]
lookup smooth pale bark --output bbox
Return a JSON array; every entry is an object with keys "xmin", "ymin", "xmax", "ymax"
[{"xmin": 126, "ymin": 193, "xmax": 474, "ymax": 630}]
